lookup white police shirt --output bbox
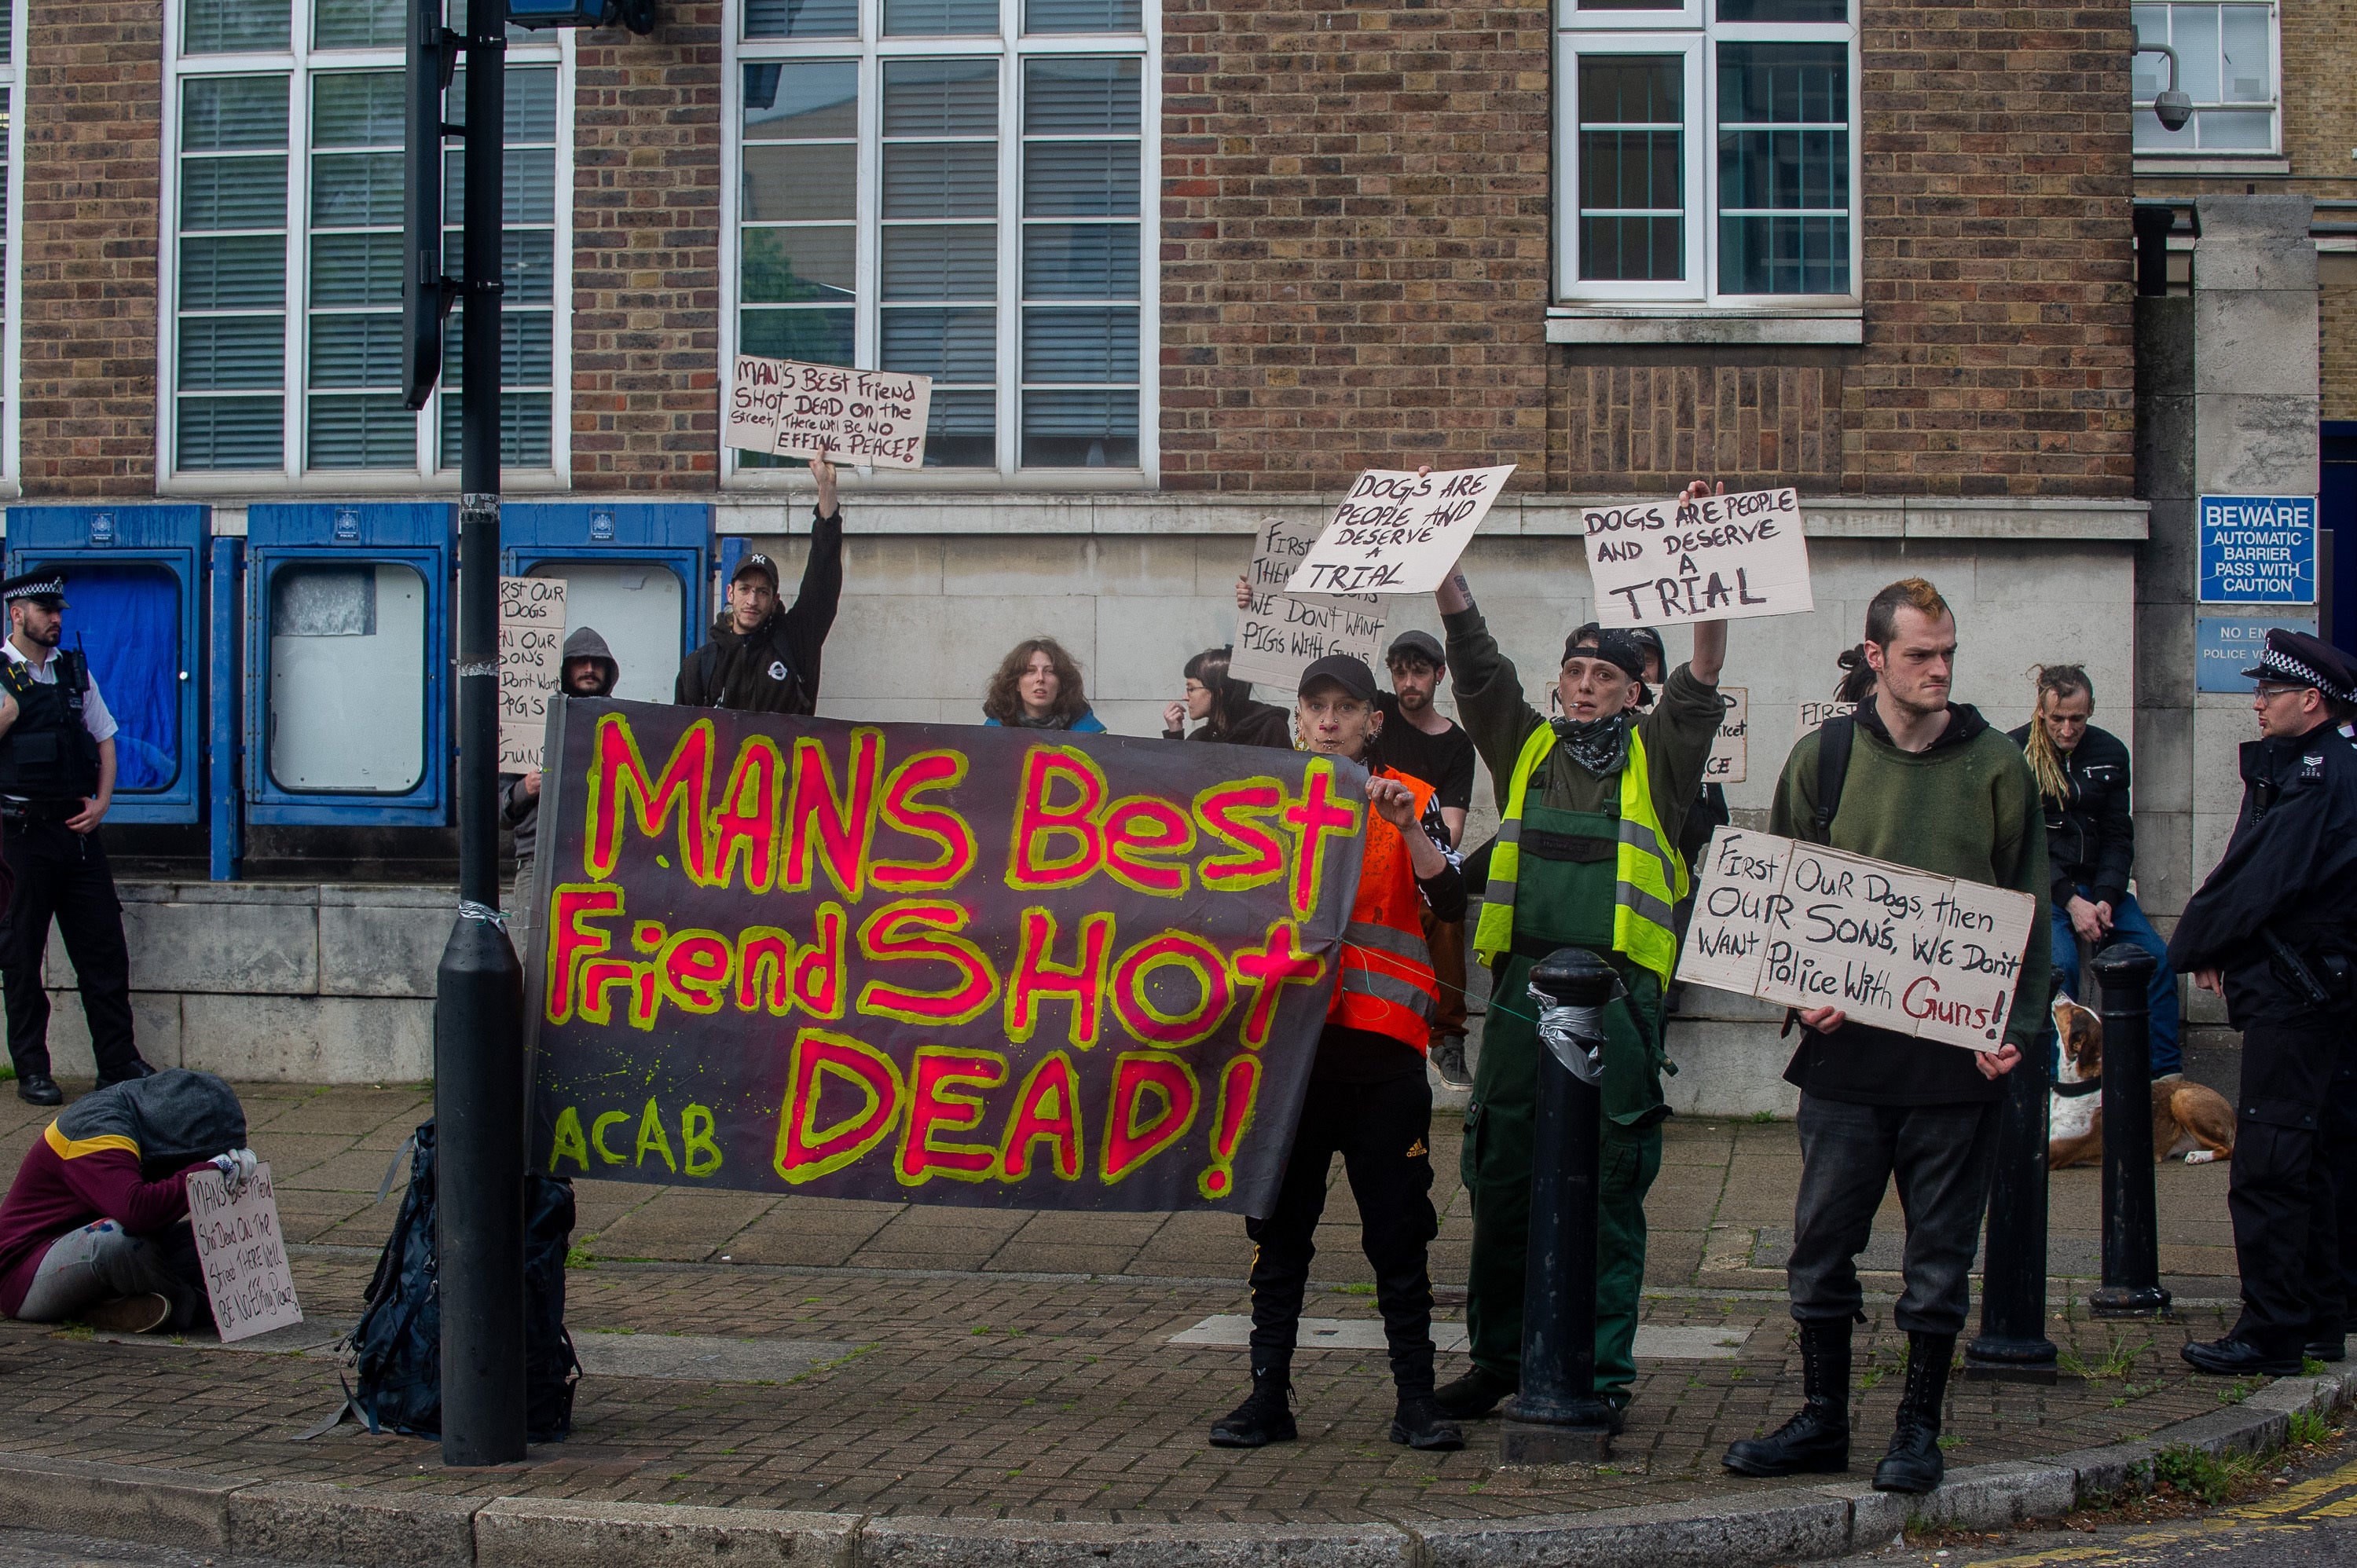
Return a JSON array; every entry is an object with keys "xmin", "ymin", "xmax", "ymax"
[{"xmin": 1, "ymin": 639, "xmax": 119, "ymax": 745}]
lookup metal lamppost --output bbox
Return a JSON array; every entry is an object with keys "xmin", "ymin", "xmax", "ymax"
[{"xmin": 2091, "ymin": 945, "xmax": 2171, "ymax": 1319}]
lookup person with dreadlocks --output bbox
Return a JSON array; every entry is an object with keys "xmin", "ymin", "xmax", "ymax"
[
  {"xmin": 1427, "ymin": 478, "xmax": 1732, "ymax": 1428},
  {"xmin": 2006, "ymin": 665, "xmax": 2180, "ymax": 1077}
]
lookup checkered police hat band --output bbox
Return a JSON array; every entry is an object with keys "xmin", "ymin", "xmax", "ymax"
[{"xmin": 2, "ymin": 577, "xmax": 63, "ymax": 603}]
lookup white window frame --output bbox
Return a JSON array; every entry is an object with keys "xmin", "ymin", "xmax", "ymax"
[
  {"xmin": 158, "ymin": 3, "xmax": 573, "ymax": 495},
  {"xmin": 0, "ymin": 0, "xmax": 27, "ymax": 495},
  {"xmin": 2132, "ymin": 0, "xmax": 2281, "ymax": 163},
  {"xmin": 1555, "ymin": 1, "xmax": 1860, "ymax": 311},
  {"xmin": 721, "ymin": 0, "xmax": 1160, "ymax": 492}
]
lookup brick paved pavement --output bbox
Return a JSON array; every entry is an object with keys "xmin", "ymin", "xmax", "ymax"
[{"xmin": 0, "ymin": 1082, "xmax": 2257, "ymax": 1524}]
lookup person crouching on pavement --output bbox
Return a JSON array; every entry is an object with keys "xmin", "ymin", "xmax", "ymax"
[
  {"xmin": 1210, "ymin": 654, "xmax": 1468, "ymax": 1454},
  {"xmin": 501, "ymin": 626, "xmax": 619, "ymax": 957},
  {"xmin": 1725, "ymin": 577, "xmax": 2047, "ymax": 1495},
  {"xmin": 0, "ymin": 1069, "xmax": 257, "ymax": 1335}
]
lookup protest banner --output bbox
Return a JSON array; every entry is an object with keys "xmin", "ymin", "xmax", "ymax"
[
  {"xmin": 1583, "ymin": 487, "xmax": 1813, "ymax": 629},
  {"xmin": 724, "ymin": 355, "xmax": 933, "ymax": 468},
  {"xmin": 185, "ymin": 1164, "xmax": 302, "ymax": 1343},
  {"xmin": 1705, "ymin": 687, "xmax": 1747, "ymax": 786},
  {"xmin": 500, "ymin": 576, "xmax": 567, "ymax": 772},
  {"xmin": 1797, "ymin": 698, "xmax": 1859, "ymax": 737},
  {"xmin": 527, "ymin": 700, "xmax": 1368, "ymax": 1214},
  {"xmin": 1230, "ymin": 515, "xmax": 1386, "ymax": 691},
  {"xmin": 1677, "ymin": 829, "xmax": 2037, "ymax": 1051},
  {"xmin": 1286, "ymin": 466, "xmax": 1516, "ymax": 596}
]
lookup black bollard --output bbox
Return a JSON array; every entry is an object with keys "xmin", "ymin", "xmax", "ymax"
[
  {"xmin": 1500, "ymin": 947, "xmax": 1620, "ymax": 1464},
  {"xmin": 2091, "ymin": 943, "xmax": 2171, "ymax": 1318},
  {"xmin": 1965, "ymin": 1016, "xmax": 2058, "ymax": 1381}
]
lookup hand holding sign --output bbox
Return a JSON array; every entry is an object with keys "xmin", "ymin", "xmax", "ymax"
[
  {"xmin": 1585, "ymin": 485, "xmax": 1813, "ymax": 629},
  {"xmin": 1230, "ymin": 516, "xmax": 1386, "ymax": 691},
  {"xmin": 726, "ymin": 355, "xmax": 932, "ymax": 469},
  {"xmin": 1287, "ymin": 465, "xmax": 1516, "ymax": 596},
  {"xmin": 499, "ymin": 577, "xmax": 566, "ymax": 773}
]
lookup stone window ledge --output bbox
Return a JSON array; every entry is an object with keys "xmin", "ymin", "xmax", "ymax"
[
  {"xmin": 1545, "ymin": 308, "xmax": 1864, "ymax": 346},
  {"xmin": 2134, "ymin": 156, "xmax": 2291, "ymax": 176}
]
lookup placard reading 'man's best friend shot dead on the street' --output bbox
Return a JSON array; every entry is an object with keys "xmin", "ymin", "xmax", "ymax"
[
  {"xmin": 1677, "ymin": 829, "xmax": 2037, "ymax": 1051},
  {"xmin": 724, "ymin": 355, "xmax": 933, "ymax": 468},
  {"xmin": 185, "ymin": 1163, "xmax": 302, "ymax": 1343},
  {"xmin": 528, "ymin": 700, "xmax": 1367, "ymax": 1215},
  {"xmin": 1286, "ymin": 466, "xmax": 1517, "ymax": 596},
  {"xmin": 1583, "ymin": 488, "xmax": 1814, "ymax": 628},
  {"xmin": 1230, "ymin": 515, "xmax": 1386, "ymax": 691}
]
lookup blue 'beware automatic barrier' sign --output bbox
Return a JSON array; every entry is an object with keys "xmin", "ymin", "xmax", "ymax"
[{"xmin": 2198, "ymin": 493, "xmax": 2317, "ymax": 604}]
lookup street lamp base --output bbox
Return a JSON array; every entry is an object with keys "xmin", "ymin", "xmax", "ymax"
[
  {"xmin": 1498, "ymin": 1394, "xmax": 1617, "ymax": 1465},
  {"xmin": 2089, "ymin": 1285, "xmax": 2173, "ymax": 1319},
  {"xmin": 1962, "ymin": 1332, "xmax": 2059, "ymax": 1383}
]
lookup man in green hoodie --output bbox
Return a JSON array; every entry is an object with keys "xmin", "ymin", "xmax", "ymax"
[{"xmin": 1722, "ymin": 576, "xmax": 2047, "ymax": 1496}]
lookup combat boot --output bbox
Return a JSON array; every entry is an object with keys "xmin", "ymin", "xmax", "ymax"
[
  {"xmin": 1208, "ymin": 1360, "xmax": 1297, "ymax": 1449},
  {"xmin": 1722, "ymin": 1317, "xmax": 1852, "ymax": 1477},
  {"xmin": 1873, "ymin": 1331, "xmax": 1955, "ymax": 1494}
]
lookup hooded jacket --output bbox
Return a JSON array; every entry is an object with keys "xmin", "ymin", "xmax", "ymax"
[
  {"xmin": 675, "ymin": 507, "xmax": 844, "ymax": 716},
  {"xmin": 501, "ymin": 625, "xmax": 618, "ymax": 862},
  {"xmin": 2004, "ymin": 720, "xmax": 2135, "ymax": 909}
]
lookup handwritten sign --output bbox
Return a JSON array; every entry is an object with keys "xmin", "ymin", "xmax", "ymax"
[
  {"xmin": 1583, "ymin": 488, "xmax": 1814, "ymax": 628},
  {"xmin": 1706, "ymin": 687, "xmax": 1747, "ymax": 786},
  {"xmin": 1231, "ymin": 515, "xmax": 1387, "ymax": 691},
  {"xmin": 725, "ymin": 355, "xmax": 933, "ymax": 468},
  {"xmin": 1286, "ymin": 466, "xmax": 1516, "ymax": 596},
  {"xmin": 185, "ymin": 1164, "xmax": 302, "ymax": 1343},
  {"xmin": 530, "ymin": 701, "xmax": 1365, "ymax": 1214},
  {"xmin": 500, "ymin": 577, "xmax": 567, "ymax": 773},
  {"xmin": 1797, "ymin": 699, "xmax": 1859, "ymax": 738},
  {"xmin": 1677, "ymin": 829, "xmax": 2037, "ymax": 1051}
]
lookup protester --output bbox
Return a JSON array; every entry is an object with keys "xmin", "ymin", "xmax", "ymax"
[
  {"xmin": 676, "ymin": 456, "xmax": 841, "ymax": 713},
  {"xmin": 501, "ymin": 628, "xmax": 620, "ymax": 957},
  {"xmin": 0, "ymin": 571, "xmax": 148, "ymax": 1107},
  {"xmin": 2165, "ymin": 629, "xmax": 2357, "ymax": 1378},
  {"xmin": 0, "ymin": 1070, "xmax": 255, "ymax": 1334},
  {"xmin": 1428, "ymin": 479, "xmax": 1730, "ymax": 1430},
  {"xmin": 1162, "ymin": 646, "xmax": 1291, "ymax": 748},
  {"xmin": 1376, "ymin": 629, "xmax": 1477, "ymax": 1089},
  {"xmin": 2007, "ymin": 664, "xmax": 2181, "ymax": 1076},
  {"xmin": 982, "ymin": 638, "xmax": 1106, "ymax": 732},
  {"xmin": 1725, "ymin": 577, "xmax": 2047, "ymax": 1495},
  {"xmin": 1211, "ymin": 654, "xmax": 1466, "ymax": 1454}
]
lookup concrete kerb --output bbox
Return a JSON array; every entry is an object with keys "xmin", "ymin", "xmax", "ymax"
[{"xmin": 2, "ymin": 1365, "xmax": 2353, "ymax": 1568}]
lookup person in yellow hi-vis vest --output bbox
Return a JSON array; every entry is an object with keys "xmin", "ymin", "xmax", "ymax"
[{"xmin": 1430, "ymin": 479, "xmax": 1732, "ymax": 1427}]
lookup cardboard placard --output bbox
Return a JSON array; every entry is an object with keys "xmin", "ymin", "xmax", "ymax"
[
  {"xmin": 499, "ymin": 576, "xmax": 567, "ymax": 773},
  {"xmin": 1705, "ymin": 687, "xmax": 1747, "ymax": 786},
  {"xmin": 1797, "ymin": 698, "xmax": 1859, "ymax": 737},
  {"xmin": 185, "ymin": 1164, "xmax": 302, "ymax": 1343},
  {"xmin": 725, "ymin": 355, "xmax": 933, "ymax": 468},
  {"xmin": 1677, "ymin": 828, "xmax": 2038, "ymax": 1051},
  {"xmin": 1583, "ymin": 487, "xmax": 1814, "ymax": 628},
  {"xmin": 1285, "ymin": 466, "xmax": 1516, "ymax": 596},
  {"xmin": 1230, "ymin": 515, "xmax": 1387, "ymax": 691}
]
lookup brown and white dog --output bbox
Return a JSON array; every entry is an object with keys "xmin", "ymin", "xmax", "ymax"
[{"xmin": 2048, "ymin": 994, "xmax": 2237, "ymax": 1171}]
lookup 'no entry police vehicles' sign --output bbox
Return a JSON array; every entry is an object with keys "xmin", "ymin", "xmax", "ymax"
[{"xmin": 2198, "ymin": 494, "xmax": 2317, "ymax": 605}]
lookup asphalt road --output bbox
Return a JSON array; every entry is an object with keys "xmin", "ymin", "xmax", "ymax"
[{"xmin": 0, "ymin": 1534, "xmax": 292, "ymax": 1568}]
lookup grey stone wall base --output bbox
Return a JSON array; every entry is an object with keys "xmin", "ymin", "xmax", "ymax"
[{"xmin": 5, "ymin": 1365, "xmax": 2355, "ymax": 1567}]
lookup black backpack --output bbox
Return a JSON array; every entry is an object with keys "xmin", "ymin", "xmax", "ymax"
[
  {"xmin": 1809, "ymin": 715, "xmax": 1856, "ymax": 841},
  {"xmin": 346, "ymin": 1121, "xmax": 581, "ymax": 1442}
]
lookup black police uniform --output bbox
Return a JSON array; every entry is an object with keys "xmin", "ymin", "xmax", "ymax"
[
  {"xmin": 2167, "ymin": 632, "xmax": 2357, "ymax": 1372},
  {"xmin": 0, "ymin": 577, "xmax": 143, "ymax": 1100}
]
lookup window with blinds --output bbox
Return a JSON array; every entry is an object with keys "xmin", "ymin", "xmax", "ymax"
[
  {"xmin": 731, "ymin": 0, "xmax": 1149, "ymax": 478},
  {"xmin": 168, "ymin": 0, "xmax": 566, "ymax": 482},
  {"xmin": 1558, "ymin": 0, "xmax": 1855, "ymax": 306}
]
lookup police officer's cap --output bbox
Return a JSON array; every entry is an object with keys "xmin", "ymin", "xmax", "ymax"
[
  {"xmin": 0, "ymin": 572, "xmax": 66, "ymax": 609},
  {"xmin": 2241, "ymin": 628, "xmax": 2346, "ymax": 695}
]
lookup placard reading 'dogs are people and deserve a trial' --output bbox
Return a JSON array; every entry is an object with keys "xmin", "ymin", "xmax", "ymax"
[
  {"xmin": 725, "ymin": 355, "xmax": 933, "ymax": 468},
  {"xmin": 499, "ymin": 576, "xmax": 567, "ymax": 774},
  {"xmin": 185, "ymin": 1163, "xmax": 302, "ymax": 1344},
  {"xmin": 1286, "ymin": 467, "xmax": 1517, "ymax": 596},
  {"xmin": 1230, "ymin": 515, "xmax": 1387, "ymax": 691},
  {"xmin": 1582, "ymin": 488, "xmax": 1814, "ymax": 629},
  {"xmin": 1677, "ymin": 829, "xmax": 2037, "ymax": 1052}
]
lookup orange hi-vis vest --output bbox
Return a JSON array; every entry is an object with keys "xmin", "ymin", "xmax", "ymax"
[{"xmin": 1328, "ymin": 766, "xmax": 1442, "ymax": 1053}]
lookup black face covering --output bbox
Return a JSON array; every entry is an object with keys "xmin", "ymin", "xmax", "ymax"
[
  {"xmin": 55, "ymin": 1068, "xmax": 247, "ymax": 1178},
  {"xmin": 1553, "ymin": 711, "xmax": 1633, "ymax": 777}
]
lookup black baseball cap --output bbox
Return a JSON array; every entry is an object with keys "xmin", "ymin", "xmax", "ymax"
[
  {"xmin": 1297, "ymin": 654, "xmax": 1380, "ymax": 702},
  {"xmin": 1562, "ymin": 625, "xmax": 1648, "ymax": 680},
  {"xmin": 1385, "ymin": 629, "xmax": 1445, "ymax": 668},
  {"xmin": 733, "ymin": 552, "xmax": 779, "ymax": 589}
]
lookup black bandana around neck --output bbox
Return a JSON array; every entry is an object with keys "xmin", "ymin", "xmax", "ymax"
[{"xmin": 1553, "ymin": 712, "xmax": 1633, "ymax": 777}]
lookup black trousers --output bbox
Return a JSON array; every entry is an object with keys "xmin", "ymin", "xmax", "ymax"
[
  {"xmin": 2227, "ymin": 1021, "xmax": 2341, "ymax": 1356},
  {"xmin": 1246, "ymin": 1069, "xmax": 1439, "ymax": 1398},
  {"xmin": 0, "ymin": 820, "xmax": 137, "ymax": 1081}
]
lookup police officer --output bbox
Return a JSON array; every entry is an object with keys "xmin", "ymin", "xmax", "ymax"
[
  {"xmin": 2168, "ymin": 628, "xmax": 2357, "ymax": 1376},
  {"xmin": 0, "ymin": 572, "xmax": 150, "ymax": 1106},
  {"xmin": 1428, "ymin": 479, "xmax": 1733, "ymax": 1425}
]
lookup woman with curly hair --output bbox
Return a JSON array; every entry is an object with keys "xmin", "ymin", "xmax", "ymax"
[{"xmin": 982, "ymin": 637, "xmax": 1106, "ymax": 732}]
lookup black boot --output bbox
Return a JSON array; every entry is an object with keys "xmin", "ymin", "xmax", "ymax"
[
  {"xmin": 1390, "ymin": 1394, "xmax": 1465, "ymax": 1451},
  {"xmin": 1722, "ymin": 1318, "xmax": 1852, "ymax": 1477},
  {"xmin": 1873, "ymin": 1331, "xmax": 1954, "ymax": 1495},
  {"xmin": 1433, "ymin": 1364, "xmax": 1516, "ymax": 1420},
  {"xmin": 1208, "ymin": 1362, "xmax": 1297, "ymax": 1449}
]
